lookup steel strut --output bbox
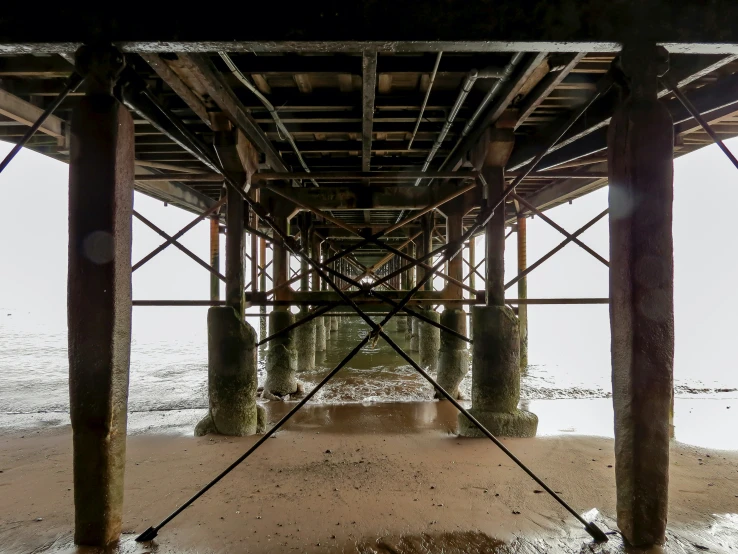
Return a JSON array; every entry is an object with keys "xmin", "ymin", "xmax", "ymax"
[{"xmin": 0, "ymin": 72, "xmax": 85, "ymax": 175}]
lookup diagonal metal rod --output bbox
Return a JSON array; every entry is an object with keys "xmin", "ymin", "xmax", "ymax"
[
  {"xmin": 0, "ymin": 72, "xmax": 85, "ymax": 175},
  {"xmin": 376, "ymin": 328, "xmax": 607, "ymax": 543},
  {"xmin": 462, "ymin": 257, "xmax": 485, "ymax": 283},
  {"xmin": 133, "ymin": 211, "xmax": 226, "ymax": 282},
  {"xmin": 513, "ymin": 194, "xmax": 609, "ymax": 267},
  {"xmin": 135, "ymin": 333, "xmax": 372, "ymax": 542},
  {"xmin": 505, "ymin": 208, "xmax": 609, "ymax": 290},
  {"xmin": 662, "ymin": 75, "xmax": 738, "ymax": 171},
  {"xmin": 133, "ymin": 197, "xmax": 226, "ymax": 271}
]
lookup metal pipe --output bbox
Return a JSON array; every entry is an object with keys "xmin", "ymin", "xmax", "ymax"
[
  {"xmin": 0, "ymin": 72, "xmax": 85, "ymax": 175},
  {"xmin": 218, "ymin": 52, "xmax": 319, "ymax": 187},
  {"xmin": 254, "ymin": 170, "xmax": 478, "ymax": 181},
  {"xmin": 437, "ymin": 53, "xmax": 525, "ymax": 173},
  {"xmin": 408, "ymin": 52, "xmax": 442, "ymax": 150}
]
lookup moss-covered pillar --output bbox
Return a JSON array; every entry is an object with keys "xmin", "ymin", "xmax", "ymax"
[
  {"xmin": 67, "ymin": 46, "xmax": 132, "ymax": 547},
  {"xmin": 517, "ymin": 215, "xmax": 529, "ymax": 370},
  {"xmin": 405, "ymin": 241, "xmax": 416, "ymax": 341},
  {"xmin": 459, "ymin": 126, "xmax": 537, "ymax": 438},
  {"xmin": 437, "ymin": 208, "xmax": 468, "ymax": 398},
  {"xmin": 265, "ymin": 214, "xmax": 299, "ymax": 396},
  {"xmin": 409, "ymin": 314, "xmax": 419, "ymax": 352},
  {"xmin": 196, "ymin": 307, "xmax": 264, "ymax": 436},
  {"xmin": 608, "ymin": 44, "xmax": 674, "ymax": 548}
]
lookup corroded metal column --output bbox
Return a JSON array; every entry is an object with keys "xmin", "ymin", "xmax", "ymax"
[
  {"xmin": 295, "ymin": 213, "xmax": 316, "ymax": 371},
  {"xmin": 259, "ymin": 237, "xmax": 267, "ymax": 342},
  {"xmin": 608, "ymin": 43, "xmax": 674, "ymax": 548},
  {"xmin": 517, "ymin": 215, "xmax": 528, "ymax": 369},
  {"xmin": 67, "ymin": 46, "xmax": 133, "ymax": 547},
  {"xmin": 312, "ymin": 232, "xmax": 326, "ymax": 352},
  {"xmin": 210, "ymin": 216, "xmax": 220, "ymax": 301}
]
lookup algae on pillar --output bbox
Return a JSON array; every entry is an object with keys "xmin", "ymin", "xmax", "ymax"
[
  {"xmin": 196, "ymin": 307, "xmax": 264, "ymax": 436},
  {"xmin": 419, "ymin": 309, "xmax": 441, "ymax": 371},
  {"xmin": 608, "ymin": 43, "xmax": 674, "ymax": 548},
  {"xmin": 409, "ymin": 316, "xmax": 419, "ymax": 352},
  {"xmin": 295, "ymin": 213, "xmax": 315, "ymax": 372},
  {"xmin": 459, "ymin": 125, "xmax": 536, "ymax": 438}
]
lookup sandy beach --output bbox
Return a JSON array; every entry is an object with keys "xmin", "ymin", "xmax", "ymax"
[{"xmin": 1, "ymin": 402, "xmax": 736, "ymax": 554}]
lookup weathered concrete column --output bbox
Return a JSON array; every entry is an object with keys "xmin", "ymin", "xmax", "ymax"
[
  {"xmin": 210, "ymin": 216, "xmax": 220, "ymax": 302},
  {"xmin": 295, "ymin": 214, "xmax": 316, "ymax": 371},
  {"xmin": 195, "ymin": 307, "xmax": 265, "ymax": 436},
  {"xmin": 68, "ymin": 46, "xmax": 132, "ymax": 547},
  {"xmin": 395, "ymin": 242, "xmax": 409, "ymax": 332},
  {"xmin": 459, "ymin": 126, "xmax": 537, "ymax": 438},
  {"xmin": 405, "ymin": 241, "xmax": 416, "ymax": 341},
  {"xmin": 200, "ymin": 129, "xmax": 263, "ymax": 434},
  {"xmin": 437, "ymin": 208, "xmax": 468, "ymax": 398},
  {"xmin": 419, "ymin": 309, "xmax": 441, "ymax": 371},
  {"xmin": 517, "ymin": 215, "xmax": 529, "ymax": 370},
  {"xmin": 608, "ymin": 44, "xmax": 674, "ymax": 548},
  {"xmin": 265, "ymin": 214, "xmax": 299, "ymax": 396},
  {"xmin": 259, "ymin": 237, "xmax": 267, "ymax": 344},
  {"xmin": 312, "ymin": 233, "xmax": 327, "ymax": 352},
  {"xmin": 409, "ymin": 314, "xmax": 419, "ymax": 352}
]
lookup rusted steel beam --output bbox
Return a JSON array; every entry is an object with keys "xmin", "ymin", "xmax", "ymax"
[
  {"xmin": 133, "ymin": 210, "xmax": 226, "ymax": 282},
  {"xmin": 134, "ymin": 172, "xmax": 222, "ymax": 182}
]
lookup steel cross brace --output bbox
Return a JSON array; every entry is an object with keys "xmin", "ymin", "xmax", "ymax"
[
  {"xmin": 513, "ymin": 193, "xmax": 608, "ymax": 267},
  {"xmin": 505, "ymin": 208, "xmax": 609, "ymax": 290},
  {"xmin": 133, "ymin": 211, "xmax": 226, "ymax": 282},
  {"xmin": 133, "ymin": 197, "xmax": 227, "ymax": 272},
  {"xmin": 462, "ymin": 257, "xmax": 485, "ymax": 284}
]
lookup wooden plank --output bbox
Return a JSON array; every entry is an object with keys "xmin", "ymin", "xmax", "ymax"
[{"xmin": 0, "ymin": 87, "xmax": 64, "ymax": 137}]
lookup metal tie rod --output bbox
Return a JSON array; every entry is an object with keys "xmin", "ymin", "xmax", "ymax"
[
  {"xmin": 662, "ymin": 75, "xmax": 738, "ymax": 171},
  {"xmin": 0, "ymin": 72, "xmax": 85, "ymax": 175}
]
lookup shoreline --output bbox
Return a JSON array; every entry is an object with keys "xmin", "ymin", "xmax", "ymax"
[
  {"xmin": 1, "ymin": 404, "xmax": 737, "ymax": 553},
  {"xmin": 2, "ymin": 395, "xmax": 736, "ymax": 451}
]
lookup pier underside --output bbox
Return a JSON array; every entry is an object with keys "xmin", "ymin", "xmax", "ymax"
[{"xmin": 2, "ymin": 2, "xmax": 738, "ymax": 550}]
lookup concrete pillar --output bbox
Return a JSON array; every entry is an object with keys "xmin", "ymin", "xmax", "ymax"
[
  {"xmin": 259, "ymin": 237, "xmax": 267, "ymax": 344},
  {"xmin": 409, "ymin": 315, "xmax": 419, "ymax": 352},
  {"xmin": 458, "ymin": 306, "xmax": 538, "ymax": 437},
  {"xmin": 264, "ymin": 309, "xmax": 299, "ymax": 396},
  {"xmin": 419, "ymin": 309, "xmax": 440, "ymax": 371},
  {"xmin": 210, "ymin": 216, "xmax": 220, "ymax": 301},
  {"xmin": 608, "ymin": 44, "xmax": 674, "ymax": 548},
  {"xmin": 405, "ymin": 241, "xmax": 416, "ymax": 341},
  {"xmin": 437, "ymin": 208, "xmax": 468, "ymax": 398},
  {"xmin": 312, "ymin": 233, "xmax": 326, "ymax": 352},
  {"xmin": 437, "ymin": 308, "xmax": 468, "ymax": 398},
  {"xmin": 517, "ymin": 216, "xmax": 529, "ymax": 370},
  {"xmin": 67, "ymin": 46, "xmax": 132, "ymax": 547},
  {"xmin": 265, "ymin": 214, "xmax": 299, "ymax": 396},
  {"xmin": 459, "ymin": 125, "xmax": 537, "ymax": 438},
  {"xmin": 295, "ymin": 214, "xmax": 316, "ymax": 371},
  {"xmin": 196, "ymin": 307, "xmax": 264, "ymax": 436}
]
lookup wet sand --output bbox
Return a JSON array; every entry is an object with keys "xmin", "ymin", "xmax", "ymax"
[{"xmin": 1, "ymin": 402, "xmax": 737, "ymax": 554}]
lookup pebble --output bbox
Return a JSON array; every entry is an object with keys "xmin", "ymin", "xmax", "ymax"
[
  {"xmin": 35, "ymin": 518, "xmax": 43, "ymax": 522},
  {"xmin": 325, "ymin": 449, "xmax": 332, "ymax": 454}
]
